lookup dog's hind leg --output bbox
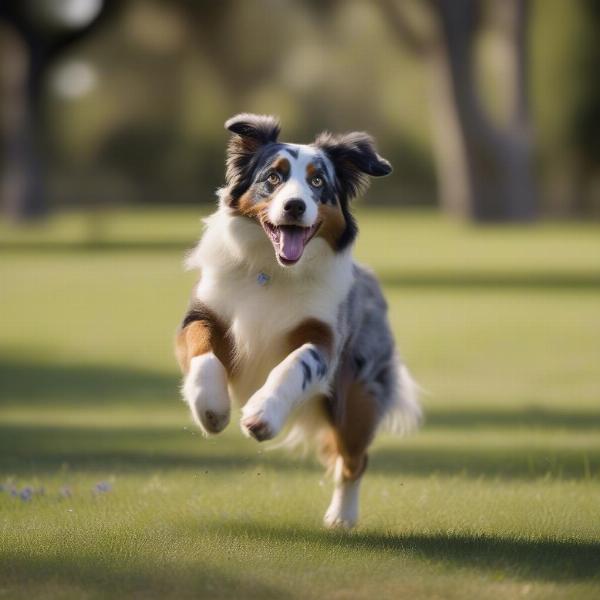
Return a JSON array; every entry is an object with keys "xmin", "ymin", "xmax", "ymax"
[
  {"xmin": 176, "ymin": 304, "xmax": 234, "ymax": 435},
  {"xmin": 322, "ymin": 380, "xmax": 379, "ymax": 529}
]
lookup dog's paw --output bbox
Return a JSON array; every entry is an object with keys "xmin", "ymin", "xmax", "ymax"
[
  {"xmin": 196, "ymin": 407, "xmax": 230, "ymax": 434},
  {"xmin": 240, "ymin": 413, "xmax": 274, "ymax": 442},
  {"xmin": 185, "ymin": 386, "xmax": 231, "ymax": 435},
  {"xmin": 183, "ymin": 354, "xmax": 230, "ymax": 435},
  {"xmin": 323, "ymin": 478, "xmax": 360, "ymax": 529},
  {"xmin": 240, "ymin": 390, "xmax": 285, "ymax": 442},
  {"xmin": 323, "ymin": 509, "xmax": 357, "ymax": 530}
]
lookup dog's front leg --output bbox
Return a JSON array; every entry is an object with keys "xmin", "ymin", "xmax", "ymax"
[
  {"xmin": 176, "ymin": 306, "xmax": 233, "ymax": 435},
  {"xmin": 241, "ymin": 344, "xmax": 329, "ymax": 441},
  {"xmin": 241, "ymin": 320, "xmax": 333, "ymax": 442}
]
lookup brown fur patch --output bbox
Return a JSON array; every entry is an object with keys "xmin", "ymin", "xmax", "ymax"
[
  {"xmin": 316, "ymin": 203, "xmax": 346, "ymax": 251},
  {"xmin": 234, "ymin": 156, "xmax": 289, "ymax": 223},
  {"xmin": 323, "ymin": 366, "xmax": 379, "ymax": 481},
  {"xmin": 287, "ymin": 318, "xmax": 334, "ymax": 359},
  {"xmin": 237, "ymin": 193, "xmax": 269, "ymax": 221},
  {"xmin": 176, "ymin": 305, "xmax": 235, "ymax": 375},
  {"xmin": 273, "ymin": 156, "xmax": 290, "ymax": 177},
  {"xmin": 175, "ymin": 321, "xmax": 211, "ymax": 373}
]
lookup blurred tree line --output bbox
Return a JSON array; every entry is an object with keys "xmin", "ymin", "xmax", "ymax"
[{"xmin": 1, "ymin": 0, "xmax": 599, "ymax": 222}]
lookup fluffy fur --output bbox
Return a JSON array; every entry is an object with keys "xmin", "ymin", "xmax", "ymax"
[{"xmin": 176, "ymin": 114, "xmax": 421, "ymax": 528}]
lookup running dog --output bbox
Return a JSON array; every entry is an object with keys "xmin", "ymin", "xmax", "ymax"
[{"xmin": 176, "ymin": 114, "xmax": 421, "ymax": 528}]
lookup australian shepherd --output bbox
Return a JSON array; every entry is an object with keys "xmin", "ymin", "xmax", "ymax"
[{"xmin": 176, "ymin": 114, "xmax": 421, "ymax": 528}]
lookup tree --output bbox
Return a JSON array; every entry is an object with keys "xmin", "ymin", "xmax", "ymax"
[
  {"xmin": 0, "ymin": 0, "xmax": 118, "ymax": 221},
  {"xmin": 379, "ymin": 0, "xmax": 536, "ymax": 221},
  {"xmin": 571, "ymin": 0, "xmax": 600, "ymax": 215}
]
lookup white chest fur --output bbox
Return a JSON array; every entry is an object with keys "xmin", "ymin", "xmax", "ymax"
[{"xmin": 186, "ymin": 209, "xmax": 353, "ymax": 405}]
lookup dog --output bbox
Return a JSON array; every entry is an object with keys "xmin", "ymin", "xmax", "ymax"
[{"xmin": 176, "ymin": 114, "xmax": 421, "ymax": 528}]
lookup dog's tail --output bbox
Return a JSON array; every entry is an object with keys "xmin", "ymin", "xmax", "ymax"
[{"xmin": 379, "ymin": 363, "xmax": 423, "ymax": 435}]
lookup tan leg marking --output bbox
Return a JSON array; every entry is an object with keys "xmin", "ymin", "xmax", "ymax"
[
  {"xmin": 175, "ymin": 306, "xmax": 234, "ymax": 375},
  {"xmin": 287, "ymin": 318, "xmax": 334, "ymax": 359},
  {"xmin": 322, "ymin": 380, "xmax": 379, "ymax": 528},
  {"xmin": 327, "ymin": 380, "xmax": 379, "ymax": 481}
]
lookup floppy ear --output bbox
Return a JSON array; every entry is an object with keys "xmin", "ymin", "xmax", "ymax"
[
  {"xmin": 223, "ymin": 113, "xmax": 281, "ymax": 203},
  {"xmin": 314, "ymin": 131, "xmax": 392, "ymax": 201}
]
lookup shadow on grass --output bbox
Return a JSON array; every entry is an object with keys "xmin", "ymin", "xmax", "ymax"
[
  {"xmin": 369, "ymin": 446, "xmax": 600, "ymax": 480},
  {"xmin": 3, "ymin": 358, "xmax": 600, "ymax": 429},
  {"xmin": 1, "ymin": 422, "xmax": 599, "ymax": 480},
  {"xmin": 201, "ymin": 520, "xmax": 600, "ymax": 583},
  {"xmin": 378, "ymin": 270, "xmax": 600, "ymax": 291},
  {"xmin": 0, "ymin": 552, "xmax": 289, "ymax": 600},
  {"xmin": 0, "ymin": 423, "xmax": 314, "ymax": 476},
  {"xmin": 427, "ymin": 407, "xmax": 600, "ymax": 430},
  {"xmin": 0, "ymin": 358, "xmax": 178, "ymax": 407},
  {"xmin": 2, "ymin": 358, "xmax": 599, "ymax": 479}
]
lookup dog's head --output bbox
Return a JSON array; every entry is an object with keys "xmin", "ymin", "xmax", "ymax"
[{"xmin": 221, "ymin": 113, "xmax": 391, "ymax": 267}]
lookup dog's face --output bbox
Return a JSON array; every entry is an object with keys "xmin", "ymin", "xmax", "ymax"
[
  {"xmin": 222, "ymin": 113, "xmax": 392, "ymax": 267},
  {"xmin": 235, "ymin": 143, "xmax": 340, "ymax": 267}
]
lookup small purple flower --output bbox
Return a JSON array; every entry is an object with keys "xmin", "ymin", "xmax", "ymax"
[
  {"xmin": 19, "ymin": 487, "xmax": 33, "ymax": 502},
  {"xmin": 93, "ymin": 481, "xmax": 112, "ymax": 494}
]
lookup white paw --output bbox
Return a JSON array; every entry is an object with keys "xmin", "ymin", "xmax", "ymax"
[
  {"xmin": 323, "ymin": 509, "xmax": 357, "ymax": 530},
  {"xmin": 323, "ymin": 478, "xmax": 360, "ymax": 529},
  {"xmin": 240, "ymin": 390, "xmax": 285, "ymax": 442},
  {"xmin": 183, "ymin": 354, "xmax": 230, "ymax": 435}
]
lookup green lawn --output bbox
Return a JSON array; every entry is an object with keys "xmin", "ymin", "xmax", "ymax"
[{"xmin": 1, "ymin": 208, "xmax": 599, "ymax": 599}]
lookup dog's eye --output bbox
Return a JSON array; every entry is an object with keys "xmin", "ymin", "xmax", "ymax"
[
  {"xmin": 267, "ymin": 173, "xmax": 281, "ymax": 186},
  {"xmin": 311, "ymin": 176, "xmax": 323, "ymax": 188}
]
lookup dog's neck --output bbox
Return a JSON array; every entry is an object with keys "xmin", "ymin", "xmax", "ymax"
[{"xmin": 186, "ymin": 207, "xmax": 354, "ymax": 302}]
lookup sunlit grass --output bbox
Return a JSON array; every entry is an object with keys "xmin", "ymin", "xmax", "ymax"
[{"xmin": 1, "ymin": 208, "xmax": 599, "ymax": 599}]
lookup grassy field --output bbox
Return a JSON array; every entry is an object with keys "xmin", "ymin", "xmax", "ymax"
[{"xmin": 1, "ymin": 207, "xmax": 599, "ymax": 599}]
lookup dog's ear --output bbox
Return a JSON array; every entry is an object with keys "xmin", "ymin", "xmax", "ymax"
[
  {"xmin": 225, "ymin": 113, "xmax": 280, "ymax": 143},
  {"xmin": 314, "ymin": 131, "xmax": 392, "ymax": 201},
  {"xmin": 223, "ymin": 113, "xmax": 281, "ymax": 204}
]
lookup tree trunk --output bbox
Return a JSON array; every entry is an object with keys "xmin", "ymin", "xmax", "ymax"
[
  {"xmin": 428, "ymin": 0, "xmax": 536, "ymax": 221},
  {"xmin": 0, "ymin": 24, "xmax": 46, "ymax": 221},
  {"xmin": 1, "ymin": 1, "xmax": 119, "ymax": 221}
]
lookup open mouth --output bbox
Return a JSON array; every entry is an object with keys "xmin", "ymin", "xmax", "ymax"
[{"xmin": 262, "ymin": 221, "xmax": 321, "ymax": 266}]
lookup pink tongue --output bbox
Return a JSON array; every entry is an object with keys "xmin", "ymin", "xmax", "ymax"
[{"xmin": 279, "ymin": 228, "xmax": 305, "ymax": 262}]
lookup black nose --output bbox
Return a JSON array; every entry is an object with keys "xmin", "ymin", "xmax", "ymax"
[{"xmin": 283, "ymin": 199, "xmax": 306, "ymax": 220}]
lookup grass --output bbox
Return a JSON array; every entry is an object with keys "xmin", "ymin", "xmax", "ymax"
[{"xmin": 1, "ymin": 207, "xmax": 599, "ymax": 599}]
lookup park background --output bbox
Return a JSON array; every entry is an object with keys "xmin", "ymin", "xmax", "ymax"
[{"xmin": 1, "ymin": 1, "xmax": 599, "ymax": 599}]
